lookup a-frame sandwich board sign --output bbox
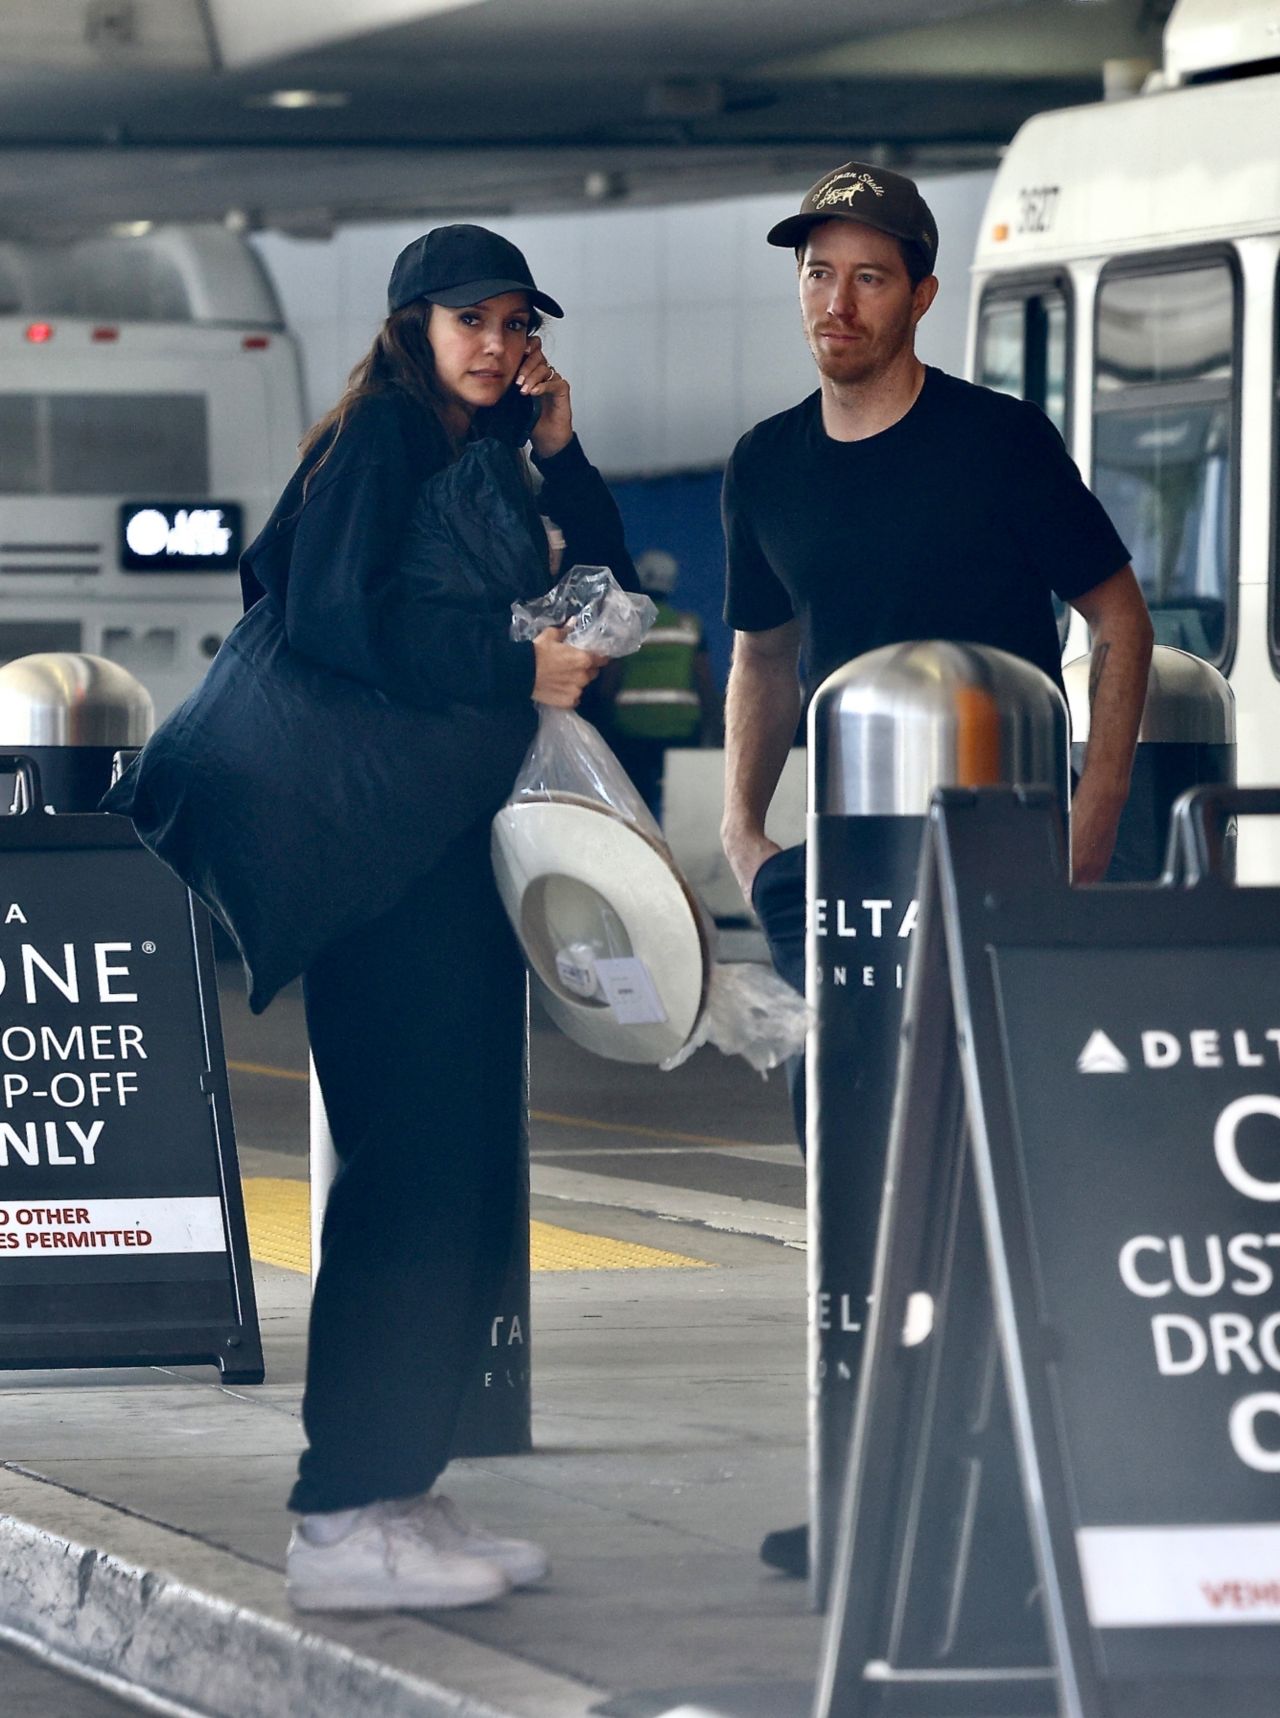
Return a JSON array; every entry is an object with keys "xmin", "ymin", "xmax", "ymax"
[
  {"xmin": 0, "ymin": 763, "xmax": 263, "ymax": 1383},
  {"xmin": 815, "ymin": 785, "xmax": 1280, "ymax": 1718}
]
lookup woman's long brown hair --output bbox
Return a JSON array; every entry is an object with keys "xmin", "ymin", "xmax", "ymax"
[{"xmin": 298, "ymin": 297, "xmax": 541, "ymax": 492}]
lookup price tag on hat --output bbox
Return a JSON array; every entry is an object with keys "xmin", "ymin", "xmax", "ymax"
[{"xmin": 594, "ymin": 957, "xmax": 668, "ymax": 1026}]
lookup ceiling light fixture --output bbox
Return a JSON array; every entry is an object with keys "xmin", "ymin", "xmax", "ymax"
[
  {"xmin": 584, "ymin": 170, "xmax": 628, "ymax": 204},
  {"xmin": 109, "ymin": 220, "xmax": 153, "ymax": 237},
  {"xmin": 246, "ymin": 89, "xmax": 351, "ymax": 111}
]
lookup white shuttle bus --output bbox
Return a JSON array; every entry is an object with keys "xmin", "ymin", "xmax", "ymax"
[
  {"xmin": 0, "ymin": 225, "xmax": 305, "ymax": 720},
  {"xmin": 968, "ymin": 0, "xmax": 1280, "ymax": 881}
]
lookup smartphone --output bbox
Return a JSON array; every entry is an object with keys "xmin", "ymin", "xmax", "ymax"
[{"xmin": 477, "ymin": 380, "xmax": 542, "ymax": 445}]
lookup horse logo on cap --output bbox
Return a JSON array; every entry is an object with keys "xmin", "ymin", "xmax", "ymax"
[{"xmin": 813, "ymin": 170, "xmax": 886, "ymax": 211}]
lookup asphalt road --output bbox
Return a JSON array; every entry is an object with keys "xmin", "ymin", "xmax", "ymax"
[
  {"xmin": 0, "ymin": 1641, "xmax": 150, "ymax": 1715},
  {"xmin": 218, "ymin": 960, "xmax": 803, "ymax": 1208}
]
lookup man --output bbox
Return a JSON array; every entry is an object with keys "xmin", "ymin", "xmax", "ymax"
[
  {"xmin": 720, "ymin": 161, "xmax": 1153, "ymax": 1576},
  {"xmin": 605, "ymin": 549, "xmax": 723, "ymax": 817}
]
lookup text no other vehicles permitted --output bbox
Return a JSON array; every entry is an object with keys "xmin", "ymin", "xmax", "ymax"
[{"xmin": 0, "ymin": 1198, "xmax": 226, "ymax": 1255}]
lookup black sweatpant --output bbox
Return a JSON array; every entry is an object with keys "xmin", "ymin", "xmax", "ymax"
[{"xmin": 288, "ymin": 820, "xmax": 526, "ymax": 1516}]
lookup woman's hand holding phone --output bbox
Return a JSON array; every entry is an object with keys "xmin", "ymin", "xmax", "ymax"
[
  {"xmin": 518, "ymin": 336, "xmax": 573, "ymax": 460},
  {"xmin": 531, "ymin": 625, "xmax": 608, "ymax": 708}
]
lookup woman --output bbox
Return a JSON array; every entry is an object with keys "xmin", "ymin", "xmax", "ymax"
[{"xmin": 249, "ymin": 225, "xmax": 636, "ymax": 1612}]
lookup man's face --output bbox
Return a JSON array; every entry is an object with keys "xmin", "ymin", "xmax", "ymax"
[{"xmin": 798, "ymin": 221, "xmax": 933, "ymax": 385}]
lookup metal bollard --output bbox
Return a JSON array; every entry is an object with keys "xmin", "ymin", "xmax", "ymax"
[
  {"xmin": 0, "ymin": 653, "xmax": 153, "ymax": 812},
  {"xmin": 807, "ymin": 640, "xmax": 1068, "ymax": 1606},
  {"xmin": 1063, "ymin": 644, "xmax": 1235, "ymax": 882}
]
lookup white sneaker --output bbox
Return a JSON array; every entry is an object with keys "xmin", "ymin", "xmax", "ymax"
[
  {"xmin": 393, "ymin": 1492, "xmax": 550, "ymax": 1587},
  {"xmin": 286, "ymin": 1503, "xmax": 509, "ymax": 1612}
]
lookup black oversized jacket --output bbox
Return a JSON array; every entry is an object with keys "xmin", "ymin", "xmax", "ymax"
[{"xmin": 106, "ymin": 389, "xmax": 637, "ymax": 1009}]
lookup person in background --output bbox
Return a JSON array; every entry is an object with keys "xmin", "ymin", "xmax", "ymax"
[
  {"xmin": 720, "ymin": 161, "xmax": 1153, "ymax": 1578},
  {"xmin": 604, "ymin": 548, "xmax": 723, "ymax": 818}
]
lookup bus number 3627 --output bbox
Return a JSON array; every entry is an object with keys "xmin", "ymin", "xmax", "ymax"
[{"xmin": 1017, "ymin": 185, "xmax": 1060, "ymax": 235}]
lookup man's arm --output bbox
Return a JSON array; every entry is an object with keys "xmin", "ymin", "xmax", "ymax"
[
  {"xmin": 721, "ymin": 620, "xmax": 802, "ymax": 899},
  {"xmin": 1068, "ymin": 565, "xmax": 1154, "ymax": 884},
  {"xmin": 694, "ymin": 644, "xmax": 724, "ymax": 745}
]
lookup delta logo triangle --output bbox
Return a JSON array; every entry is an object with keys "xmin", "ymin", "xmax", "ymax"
[{"xmin": 1076, "ymin": 1030, "xmax": 1129, "ymax": 1074}]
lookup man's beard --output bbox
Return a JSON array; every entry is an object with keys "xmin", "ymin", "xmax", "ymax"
[
  {"xmin": 810, "ymin": 337, "xmax": 876, "ymax": 384},
  {"xmin": 807, "ymin": 309, "xmax": 913, "ymax": 386}
]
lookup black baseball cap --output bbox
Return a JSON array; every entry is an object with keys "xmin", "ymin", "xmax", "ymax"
[
  {"xmin": 766, "ymin": 161, "xmax": 938, "ymax": 274},
  {"xmin": 387, "ymin": 224, "xmax": 564, "ymax": 318}
]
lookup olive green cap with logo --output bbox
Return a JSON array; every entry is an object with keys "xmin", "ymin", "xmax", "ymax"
[{"xmin": 767, "ymin": 160, "xmax": 939, "ymax": 274}]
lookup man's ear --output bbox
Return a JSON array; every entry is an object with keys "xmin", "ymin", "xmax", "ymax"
[{"xmin": 912, "ymin": 274, "xmax": 940, "ymax": 325}]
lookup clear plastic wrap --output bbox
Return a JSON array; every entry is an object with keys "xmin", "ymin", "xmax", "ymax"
[
  {"xmin": 660, "ymin": 960, "xmax": 810, "ymax": 1075},
  {"xmin": 501, "ymin": 564, "xmax": 811, "ymax": 1072},
  {"xmin": 509, "ymin": 703, "xmax": 663, "ymax": 841},
  {"xmin": 511, "ymin": 563, "xmax": 656, "ymax": 657},
  {"xmin": 508, "ymin": 563, "xmax": 662, "ymax": 836}
]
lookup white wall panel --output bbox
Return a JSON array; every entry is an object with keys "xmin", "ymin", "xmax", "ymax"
[
  {"xmin": 254, "ymin": 170, "xmax": 992, "ymax": 475},
  {"xmin": 338, "ymin": 221, "xmax": 404, "ymax": 324},
  {"xmin": 734, "ymin": 193, "xmax": 808, "ymax": 301},
  {"xmin": 659, "ymin": 199, "xmax": 738, "ymax": 306},
  {"xmin": 571, "ymin": 306, "xmax": 664, "ymax": 473},
  {"xmin": 914, "ymin": 170, "xmax": 995, "ymax": 372},
  {"xmin": 737, "ymin": 300, "xmax": 814, "ymax": 434},
  {"xmin": 661, "ymin": 306, "xmax": 738, "ymax": 470},
  {"xmin": 579, "ymin": 208, "xmax": 664, "ymax": 310},
  {"xmin": 535, "ymin": 317, "xmax": 582, "ymax": 389},
  {"xmin": 509, "ymin": 215, "xmax": 588, "ymax": 314}
]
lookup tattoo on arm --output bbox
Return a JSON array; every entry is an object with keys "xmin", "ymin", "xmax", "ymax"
[{"xmin": 1088, "ymin": 641, "xmax": 1111, "ymax": 706}]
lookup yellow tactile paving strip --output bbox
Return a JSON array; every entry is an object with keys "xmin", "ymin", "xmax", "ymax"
[
  {"xmin": 527, "ymin": 1221, "xmax": 709, "ymax": 1272},
  {"xmin": 242, "ymin": 1178, "xmax": 313, "ymax": 1275},
  {"xmin": 241, "ymin": 1177, "xmax": 710, "ymax": 1277}
]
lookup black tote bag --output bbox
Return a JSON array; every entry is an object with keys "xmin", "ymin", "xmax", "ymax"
[{"xmin": 103, "ymin": 440, "xmax": 545, "ymax": 1011}]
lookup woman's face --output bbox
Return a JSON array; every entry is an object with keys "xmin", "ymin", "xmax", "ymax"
[{"xmin": 427, "ymin": 292, "xmax": 533, "ymax": 416}]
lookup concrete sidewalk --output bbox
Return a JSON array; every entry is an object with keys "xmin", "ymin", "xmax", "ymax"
[{"xmin": 0, "ymin": 1151, "xmax": 820, "ymax": 1718}]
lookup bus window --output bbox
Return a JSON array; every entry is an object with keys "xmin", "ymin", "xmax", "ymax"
[
  {"xmin": 0, "ymin": 393, "xmax": 209, "ymax": 497},
  {"xmin": 977, "ymin": 280, "xmax": 1071, "ymax": 640},
  {"xmin": 1093, "ymin": 259, "xmax": 1236, "ymax": 666},
  {"xmin": 978, "ymin": 288, "xmax": 1069, "ymax": 437}
]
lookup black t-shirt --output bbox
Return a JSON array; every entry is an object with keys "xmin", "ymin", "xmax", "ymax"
[{"xmin": 722, "ymin": 368, "xmax": 1129, "ymax": 700}]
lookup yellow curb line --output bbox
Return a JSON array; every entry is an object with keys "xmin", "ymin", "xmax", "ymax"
[{"xmin": 241, "ymin": 1177, "xmax": 711, "ymax": 1276}]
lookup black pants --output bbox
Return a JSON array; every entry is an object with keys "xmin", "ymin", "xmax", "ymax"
[
  {"xmin": 750, "ymin": 843, "xmax": 807, "ymax": 1155},
  {"xmin": 288, "ymin": 821, "xmax": 526, "ymax": 1515}
]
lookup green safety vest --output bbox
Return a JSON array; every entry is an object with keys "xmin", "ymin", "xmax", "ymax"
[{"xmin": 613, "ymin": 602, "xmax": 703, "ymax": 741}]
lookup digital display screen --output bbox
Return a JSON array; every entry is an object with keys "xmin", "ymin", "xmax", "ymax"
[{"xmin": 119, "ymin": 502, "xmax": 242, "ymax": 572}]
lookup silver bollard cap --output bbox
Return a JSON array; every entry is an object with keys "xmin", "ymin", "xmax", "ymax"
[
  {"xmin": 809, "ymin": 640, "xmax": 1069, "ymax": 816},
  {"xmin": 0, "ymin": 652, "xmax": 154, "ymax": 747},
  {"xmin": 1064, "ymin": 643, "xmax": 1234, "ymax": 745}
]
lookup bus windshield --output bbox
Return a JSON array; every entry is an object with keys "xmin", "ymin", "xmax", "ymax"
[{"xmin": 0, "ymin": 393, "xmax": 209, "ymax": 496}]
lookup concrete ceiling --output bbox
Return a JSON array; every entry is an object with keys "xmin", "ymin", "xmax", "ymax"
[{"xmin": 0, "ymin": 0, "xmax": 1175, "ymax": 238}]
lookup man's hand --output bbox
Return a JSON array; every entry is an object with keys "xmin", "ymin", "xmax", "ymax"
[
  {"xmin": 723, "ymin": 824, "xmax": 783, "ymax": 903},
  {"xmin": 721, "ymin": 620, "xmax": 802, "ymax": 902},
  {"xmin": 532, "ymin": 626, "xmax": 607, "ymax": 708},
  {"xmin": 1068, "ymin": 564, "xmax": 1153, "ymax": 884},
  {"xmin": 1070, "ymin": 778, "xmax": 1128, "ymax": 885}
]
